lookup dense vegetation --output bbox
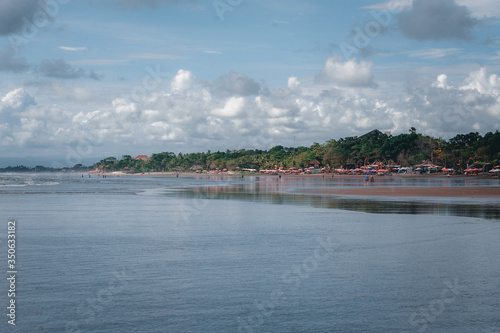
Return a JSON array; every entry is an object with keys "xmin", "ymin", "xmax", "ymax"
[{"xmin": 94, "ymin": 129, "xmax": 500, "ymax": 173}]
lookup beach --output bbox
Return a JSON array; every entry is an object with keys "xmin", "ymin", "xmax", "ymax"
[{"xmin": 102, "ymin": 171, "xmax": 500, "ymax": 198}]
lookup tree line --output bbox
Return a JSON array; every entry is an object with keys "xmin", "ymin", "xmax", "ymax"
[{"xmin": 94, "ymin": 129, "xmax": 500, "ymax": 173}]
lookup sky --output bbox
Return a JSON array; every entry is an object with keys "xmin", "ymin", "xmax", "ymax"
[{"xmin": 0, "ymin": 0, "xmax": 499, "ymax": 167}]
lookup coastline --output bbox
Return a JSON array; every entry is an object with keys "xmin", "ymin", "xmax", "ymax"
[
  {"xmin": 105, "ymin": 170, "xmax": 497, "ymax": 177},
  {"xmin": 106, "ymin": 171, "xmax": 499, "ymax": 181}
]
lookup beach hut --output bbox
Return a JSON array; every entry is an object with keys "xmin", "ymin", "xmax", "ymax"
[
  {"xmin": 414, "ymin": 160, "xmax": 441, "ymax": 173},
  {"xmin": 309, "ymin": 159, "xmax": 321, "ymax": 168},
  {"xmin": 386, "ymin": 160, "xmax": 400, "ymax": 168}
]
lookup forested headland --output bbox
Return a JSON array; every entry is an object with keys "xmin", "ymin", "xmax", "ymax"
[{"xmin": 94, "ymin": 129, "xmax": 500, "ymax": 173}]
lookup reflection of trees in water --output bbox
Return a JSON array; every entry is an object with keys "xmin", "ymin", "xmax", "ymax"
[{"xmin": 166, "ymin": 184, "xmax": 500, "ymax": 221}]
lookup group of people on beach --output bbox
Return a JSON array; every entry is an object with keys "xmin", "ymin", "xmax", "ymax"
[{"xmin": 364, "ymin": 174, "xmax": 374, "ymax": 185}]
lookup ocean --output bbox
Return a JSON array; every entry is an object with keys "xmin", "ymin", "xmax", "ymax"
[{"xmin": 1, "ymin": 173, "xmax": 499, "ymax": 332}]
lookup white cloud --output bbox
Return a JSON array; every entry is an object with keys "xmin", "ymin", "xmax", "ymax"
[
  {"xmin": 171, "ymin": 69, "xmax": 193, "ymax": 92},
  {"xmin": 288, "ymin": 76, "xmax": 300, "ymax": 90},
  {"xmin": 212, "ymin": 96, "xmax": 245, "ymax": 118},
  {"xmin": 58, "ymin": 46, "xmax": 87, "ymax": 52},
  {"xmin": 363, "ymin": 0, "xmax": 412, "ymax": 12},
  {"xmin": 460, "ymin": 67, "xmax": 500, "ymax": 94},
  {"xmin": 1, "ymin": 67, "xmax": 499, "ymax": 159},
  {"xmin": 433, "ymin": 74, "xmax": 449, "ymax": 89},
  {"xmin": 0, "ymin": 88, "xmax": 35, "ymax": 113},
  {"xmin": 318, "ymin": 56, "xmax": 376, "ymax": 88},
  {"xmin": 112, "ymin": 98, "xmax": 138, "ymax": 116}
]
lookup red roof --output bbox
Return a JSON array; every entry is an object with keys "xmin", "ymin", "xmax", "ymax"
[{"xmin": 134, "ymin": 155, "xmax": 149, "ymax": 160}]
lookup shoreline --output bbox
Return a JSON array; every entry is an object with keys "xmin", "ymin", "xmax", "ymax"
[
  {"xmin": 104, "ymin": 171, "xmax": 498, "ymax": 180},
  {"xmin": 102, "ymin": 171, "xmax": 500, "ymax": 198}
]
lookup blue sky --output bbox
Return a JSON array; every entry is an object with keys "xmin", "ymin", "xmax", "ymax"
[{"xmin": 0, "ymin": 0, "xmax": 499, "ymax": 167}]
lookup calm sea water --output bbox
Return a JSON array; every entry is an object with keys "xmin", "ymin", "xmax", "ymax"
[{"xmin": 1, "ymin": 173, "xmax": 499, "ymax": 332}]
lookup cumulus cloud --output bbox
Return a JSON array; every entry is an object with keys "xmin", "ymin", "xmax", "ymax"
[
  {"xmin": 211, "ymin": 96, "xmax": 245, "ymax": 118},
  {"xmin": 397, "ymin": 0, "xmax": 479, "ymax": 41},
  {"xmin": 433, "ymin": 74, "xmax": 450, "ymax": 89},
  {"xmin": 1, "ymin": 66, "xmax": 499, "ymax": 159},
  {"xmin": 460, "ymin": 67, "xmax": 500, "ymax": 94},
  {"xmin": 0, "ymin": 88, "xmax": 36, "ymax": 134},
  {"xmin": 0, "ymin": 88, "xmax": 35, "ymax": 113},
  {"xmin": 38, "ymin": 59, "xmax": 102, "ymax": 80},
  {"xmin": 403, "ymin": 67, "xmax": 500, "ymax": 135},
  {"xmin": 288, "ymin": 77, "xmax": 300, "ymax": 90},
  {"xmin": 317, "ymin": 56, "xmax": 376, "ymax": 88},
  {"xmin": 171, "ymin": 69, "xmax": 193, "ymax": 92}
]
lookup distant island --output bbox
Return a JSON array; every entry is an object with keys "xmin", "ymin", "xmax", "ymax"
[
  {"xmin": 0, "ymin": 164, "xmax": 91, "ymax": 173},
  {"xmin": 2, "ymin": 129, "xmax": 499, "ymax": 174}
]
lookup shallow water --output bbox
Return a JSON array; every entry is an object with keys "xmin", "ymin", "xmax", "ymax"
[
  {"xmin": 153, "ymin": 175, "xmax": 500, "ymax": 220},
  {"xmin": 1, "ymin": 173, "xmax": 499, "ymax": 332}
]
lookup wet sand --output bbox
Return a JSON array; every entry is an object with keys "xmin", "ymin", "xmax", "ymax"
[
  {"xmin": 100, "ymin": 171, "xmax": 500, "ymax": 198},
  {"xmin": 300, "ymin": 187, "xmax": 500, "ymax": 198}
]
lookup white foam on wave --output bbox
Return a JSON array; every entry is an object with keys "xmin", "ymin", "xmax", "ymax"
[{"xmin": 0, "ymin": 178, "xmax": 60, "ymax": 187}]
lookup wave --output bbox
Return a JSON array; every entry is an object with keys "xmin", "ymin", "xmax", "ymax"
[
  {"xmin": 0, "ymin": 177, "xmax": 60, "ymax": 187},
  {"xmin": 23, "ymin": 180, "xmax": 60, "ymax": 186}
]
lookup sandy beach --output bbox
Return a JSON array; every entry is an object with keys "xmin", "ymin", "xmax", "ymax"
[
  {"xmin": 109, "ymin": 171, "xmax": 498, "ymax": 179},
  {"xmin": 98, "ymin": 171, "xmax": 500, "ymax": 198}
]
